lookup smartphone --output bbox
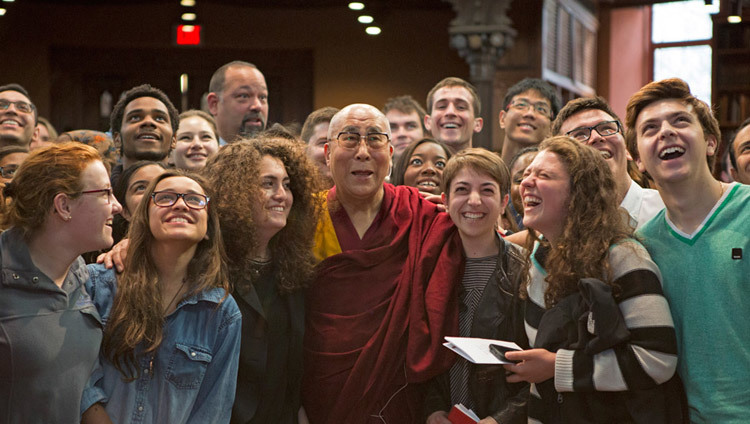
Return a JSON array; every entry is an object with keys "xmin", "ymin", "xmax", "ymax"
[{"xmin": 489, "ymin": 344, "xmax": 521, "ymax": 364}]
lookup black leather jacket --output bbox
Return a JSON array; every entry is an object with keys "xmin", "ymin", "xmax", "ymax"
[{"xmin": 423, "ymin": 237, "xmax": 529, "ymax": 424}]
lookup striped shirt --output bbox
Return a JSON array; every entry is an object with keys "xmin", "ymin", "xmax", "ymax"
[
  {"xmin": 524, "ymin": 240, "xmax": 677, "ymax": 423},
  {"xmin": 449, "ymin": 255, "xmax": 497, "ymax": 410}
]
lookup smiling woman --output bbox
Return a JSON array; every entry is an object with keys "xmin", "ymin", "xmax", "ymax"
[
  {"xmin": 391, "ymin": 138, "xmax": 452, "ymax": 195},
  {"xmin": 173, "ymin": 110, "xmax": 219, "ymax": 172},
  {"xmin": 0, "ymin": 143, "xmax": 121, "ymax": 423},
  {"xmin": 204, "ymin": 134, "xmax": 321, "ymax": 423},
  {"xmin": 506, "ymin": 136, "xmax": 683, "ymax": 423},
  {"xmin": 82, "ymin": 170, "xmax": 241, "ymax": 424}
]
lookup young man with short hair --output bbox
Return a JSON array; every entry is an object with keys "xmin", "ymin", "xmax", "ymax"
[
  {"xmin": 498, "ymin": 78, "xmax": 560, "ymax": 165},
  {"xmin": 109, "ymin": 84, "xmax": 179, "ymax": 186},
  {"xmin": 383, "ymin": 95, "xmax": 426, "ymax": 158},
  {"xmin": 728, "ymin": 117, "xmax": 750, "ymax": 184},
  {"xmin": 626, "ymin": 78, "xmax": 750, "ymax": 423},
  {"xmin": 0, "ymin": 83, "xmax": 38, "ymax": 149},
  {"xmin": 554, "ymin": 96, "xmax": 664, "ymax": 229},
  {"xmin": 424, "ymin": 77, "xmax": 483, "ymax": 153}
]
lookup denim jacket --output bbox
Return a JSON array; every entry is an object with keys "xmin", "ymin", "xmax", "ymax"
[{"xmin": 82, "ymin": 264, "xmax": 242, "ymax": 424}]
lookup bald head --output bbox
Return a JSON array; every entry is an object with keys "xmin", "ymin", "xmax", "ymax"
[{"xmin": 328, "ymin": 104, "xmax": 391, "ymax": 140}]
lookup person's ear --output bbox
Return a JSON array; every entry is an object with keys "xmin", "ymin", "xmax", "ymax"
[
  {"xmin": 498, "ymin": 110, "xmax": 507, "ymax": 130},
  {"xmin": 706, "ymin": 134, "xmax": 718, "ymax": 157},
  {"xmin": 424, "ymin": 114, "xmax": 433, "ymax": 133},
  {"xmin": 53, "ymin": 192, "xmax": 73, "ymax": 222},
  {"xmin": 324, "ymin": 142, "xmax": 331, "ymax": 166},
  {"xmin": 500, "ymin": 193, "xmax": 510, "ymax": 211},
  {"xmin": 473, "ymin": 117, "xmax": 484, "ymax": 133},
  {"xmin": 206, "ymin": 92, "xmax": 220, "ymax": 116}
]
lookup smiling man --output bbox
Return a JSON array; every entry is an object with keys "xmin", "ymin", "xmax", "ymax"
[
  {"xmin": 424, "ymin": 77, "xmax": 483, "ymax": 153},
  {"xmin": 303, "ymin": 104, "xmax": 464, "ymax": 424},
  {"xmin": 498, "ymin": 78, "xmax": 560, "ymax": 166},
  {"xmin": 207, "ymin": 61, "xmax": 268, "ymax": 144},
  {"xmin": 728, "ymin": 118, "xmax": 750, "ymax": 184},
  {"xmin": 0, "ymin": 84, "xmax": 38, "ymax": 149},
  {"xmin": 553, "ymin": 96, "xmax": 664, "ymax": 229},
  {"xmin": 626, "ymin": 78, "xmax": 750, "ymax": 423},
  {"xmin": 109, "ymin": 84, "xmax": 179, "ymax": 186},
  {"xmin": 383, "ymin": 95, "xmax": 426, "ymax": 159}
]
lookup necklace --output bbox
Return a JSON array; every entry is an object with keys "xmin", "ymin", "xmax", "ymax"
[{"xmin": 163, "ymin": 278, "xmax": 187, "ymax": 314}]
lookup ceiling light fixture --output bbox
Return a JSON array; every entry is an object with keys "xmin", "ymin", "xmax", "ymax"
[
  {"xmin": 365, "ymin": 26, "xmax": 381, "ymax": 35},
  {"xmin": 180, "ymin": 0, "xmax": 196, "ymax": 6},
  {"xmin": 0, "ymin": 8, "xmax": 6, "ymax": 15},
  {"xmin": 358, "ymin": 15, "xmax": 374, "ymax": 24},
  {"xmin": 182, "ymin": 12, "xmax": 197, "ymax": 21},
  {"xmin": 348, "ymin": 2, "xmax": 365, "ymax": 11}
]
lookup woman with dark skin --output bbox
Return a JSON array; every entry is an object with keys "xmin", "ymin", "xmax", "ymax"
[{"xmin": 392, "ymin": 138, "xmax": 452, "ymax": 195}]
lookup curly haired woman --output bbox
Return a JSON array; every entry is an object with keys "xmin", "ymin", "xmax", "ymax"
[
  {"xmin": 502, "ymin": 136, "xmax": 684, "ymax": 423},
  {"xmin": 204, "ymin": 134, "xmax": 321, "ymax": 424}
]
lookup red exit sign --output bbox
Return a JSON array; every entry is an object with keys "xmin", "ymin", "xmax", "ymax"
[{"xmin": 176, "ymin": 25, "xmax": 201, "ymax": 45}]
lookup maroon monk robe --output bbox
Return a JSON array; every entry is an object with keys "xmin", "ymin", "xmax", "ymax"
[{"xmin": 303, "ymin": 183, "xmax": 464, "ymax": 424}]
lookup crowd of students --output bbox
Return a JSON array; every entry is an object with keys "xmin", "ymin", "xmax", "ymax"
[{"xmin": 0, "ymin": 66, "xmax": 747, "ymax": 424}]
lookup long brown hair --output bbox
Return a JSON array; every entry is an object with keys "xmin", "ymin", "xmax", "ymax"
[
  {"xmin": 522, "ymin": 136, "xmax": 632, "ymax": 307},
  {"xmin": 102, "ymin": 169, "xmax": 228, "ymax": 380},
  {"xmin": 204, "ymin": 136, "xmax": 322, "ymax": 293}
]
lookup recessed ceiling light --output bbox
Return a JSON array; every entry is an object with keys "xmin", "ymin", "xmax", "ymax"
[
  {"xmin": 728, "ymin": 15, "xmax": 742, "ymax": 23},
  {"xmin": 348, "ymin": 2, "xmax": 365, "ymax": 11},
  {"xmin": 0, "ymin": 8, "xmax": 6, "ymax": 16},
  {"xmin": 358, "ymin": 15, "xmax": 374, "ymax": 24},
  {"xmin": 180, "ymin": 0, "xmax": 196, "ymax": 6},
  {"xmin": 365, "ymin": 26, "xmax": 381, "ymax": 35},
  {"xmin": 182, "ymin": 13, "xmax": 197, "ymax": 21}
]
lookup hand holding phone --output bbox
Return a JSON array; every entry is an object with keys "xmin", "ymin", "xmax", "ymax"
[{"xmin": 489, "ymin": 344, "xmax": 521, "ymax": 364}]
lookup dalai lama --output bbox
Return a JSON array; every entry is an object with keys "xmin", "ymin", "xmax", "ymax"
[{"xmin": 301, "ymin": 104, "xmax": 464, "ymax": 423}]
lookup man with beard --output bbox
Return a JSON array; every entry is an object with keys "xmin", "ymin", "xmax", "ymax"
[
  {"xmin": 207, "ymin": 61, "xmax": 269, "ymax": 144},
  {"xmin": 0, "ymin": 83, "xmax": 38, "ymax": 149},
  {"xmin": 109, "ymin": 84, "xmax": 179, "ymax": 186}
]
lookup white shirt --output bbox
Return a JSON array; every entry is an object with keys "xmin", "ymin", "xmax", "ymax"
[{"xmin": 620, "ymin": 179, "xmax": 665, "ymax": 229}]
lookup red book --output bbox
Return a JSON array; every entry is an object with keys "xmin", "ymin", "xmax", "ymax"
[{"xmin": 447, "ymin": 403, "xmax": 480, "ymax": 424}]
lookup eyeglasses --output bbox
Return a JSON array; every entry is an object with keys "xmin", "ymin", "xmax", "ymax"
[
  {"xmin": 335, "ymin": 131, "xmax": 390, "ymax": 150},
  {"xmin": 565, "ymin": 120, "xmax": 621, "ymax": 142},
  {"xmin": 80, "ymin": 188, "xmax": 115, "ymax": 204},
  {"xmin": 151, "ymin": 191, "xmax": 209, "ymax": 210},
  {"xmin": 507, "ymin": 99, "xmax": 552, "ymax": 118},
  {"xmin": 0, "ymin": 99, "xmax": 35, "ymax": 114},
  {"xmin": 0, "ymin": 165, "xmax": 18, "ymax": 179}
]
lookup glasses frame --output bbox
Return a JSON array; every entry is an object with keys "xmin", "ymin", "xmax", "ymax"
[
  {"xmin": 151, "ymin": 191, "xmax": 210, "ymax": 210},
  {"xmin": 79, "ymin": 188, "xmax": 114, "ymax": 204},
  {"xmin": 0, "ymin": 99, "xmax": 36, "ymax": 114},
  {"xmin": 334, "ymin": 131, "xmax": 391, "ymax": 150},
  {"xmin": 565, "ymin": 120, "xmax": 622, "ymax": 142},
  {"xmin": 0, "ymin": 165, "xmax": 19, "ymax": 179},
  {"xmin": 507, "ymin": 99, "xmax": 552, "ymax": 118}
]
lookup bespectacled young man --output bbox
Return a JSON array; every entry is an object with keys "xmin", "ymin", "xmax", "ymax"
[
  {"xmin": 553, "ymin": 96, "xmax": 664, "ymax": 229},
  {"xmin": 498, "ymin": 78, "xmax": 561, "ymax": 166},
  {"xmin": 0, "ymin": 84, "xmax": 39, "ymax": 149}
]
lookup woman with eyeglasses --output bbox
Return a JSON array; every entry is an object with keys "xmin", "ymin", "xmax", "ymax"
[
  {"xmin": 0, "ymin": 143, "xmax": 121, "ymax": 423},
  {"xmin": 81, "ymin": 169, "xmax": 241, "ymax": 424},
  {"xmin": 204, "ymin": 135, "xmax": 321, "ymax": 424},
  {"xmin": 0, "ymin": 145, "xmax": 29, "ymax": 187}
]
